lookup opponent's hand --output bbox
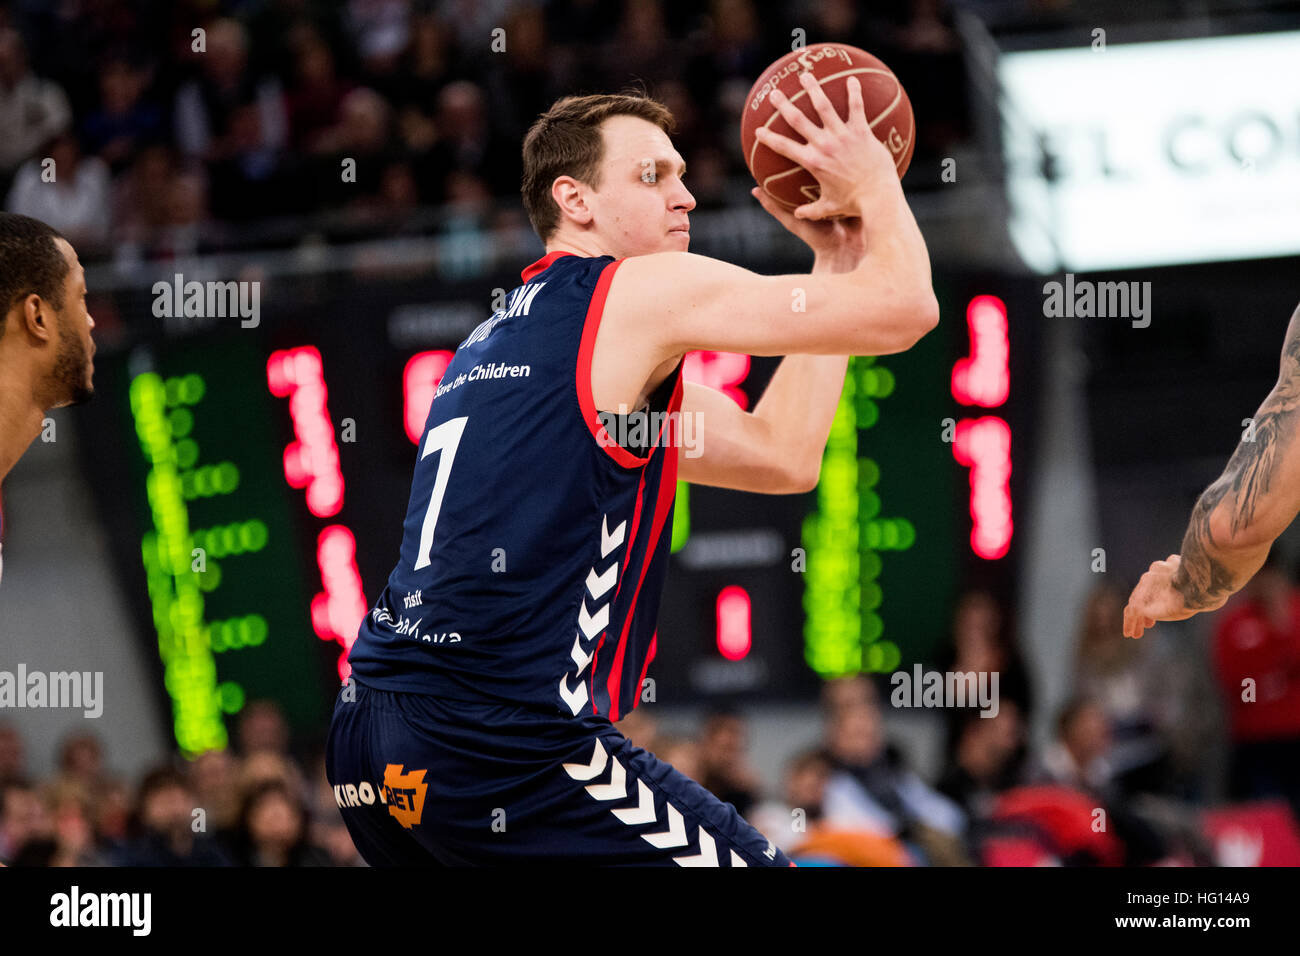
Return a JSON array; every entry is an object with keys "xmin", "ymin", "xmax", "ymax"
[
  {"xmin": 1123, "ymin": 554, "xmax": 1196, "ymax": 638},
  {"xmin": 751, "ymin": 186, "xmax": 866, "ymax": 270},
  {"xmin": 754, "ymin": 72, "xmax": 900, "ymax": 221}
]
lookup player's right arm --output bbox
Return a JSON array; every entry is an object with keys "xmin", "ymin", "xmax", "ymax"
[
  {"xmin": 606, "ymin": 74, "xmax": 938, "ymax": 359},
  {"xmin": 1124, "ymin": 302, "xmax": 1300, "ymax": 637}
]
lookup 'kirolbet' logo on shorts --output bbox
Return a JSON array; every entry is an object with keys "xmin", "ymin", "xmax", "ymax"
[{"xmin": 383, "ymin": 764, "xmax": 428, "ymax": 829}]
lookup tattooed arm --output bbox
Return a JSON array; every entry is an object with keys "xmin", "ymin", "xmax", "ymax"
[{"xmin": 1124, "ymin": 302, "xmax": 1300, "ymax": 638}]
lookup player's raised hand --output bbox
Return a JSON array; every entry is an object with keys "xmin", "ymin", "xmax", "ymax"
[
  {"xmin": 750, "ymin": 186, "xmax": 866, "ymax": 271},
  {"xmin": 1123, "ymin": 554, "xmax": 1195, "ymax": 638},
  {"xmin": 754, "ymin": 72, "xmax": 900, "ymax": 222}
]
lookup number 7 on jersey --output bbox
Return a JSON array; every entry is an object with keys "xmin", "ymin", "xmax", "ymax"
[{"xmin": 413, "ymin": 416, "xmax": 468, "ymax": 570}]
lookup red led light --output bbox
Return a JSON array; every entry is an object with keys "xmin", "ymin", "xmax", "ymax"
[
  {"xmin": 952, "ymin": 416, "xmax": 1013, "ymax": 560},
  {"xmin": 952, "ymin": 295, "xmax": 1009, "ymax": 408},
  {"xmin": 716, "ymin": 585, "xmax": 752, "ymax": 660},
  {"xmin": 267, "ymin": 346, "xmax": 344, "ymax": 517},
  {"xmin": 403, "ymin": 350, "xmax": 454, "ymax": 445},
  {"xmin": 310, "ymin": 525, "xmax": 367, "ymax": 680},
  {"xmin": 268, "ymin": 346, "xmax": 366, "ymax": 678},
  {"xmin": 684, "ymin": 351, "xmax": 751, "ymax": 410}
]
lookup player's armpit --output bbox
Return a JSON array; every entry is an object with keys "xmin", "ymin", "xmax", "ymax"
[{"xmin": 676, "ymin": 381, "xmax": 813, "ymax": 494}]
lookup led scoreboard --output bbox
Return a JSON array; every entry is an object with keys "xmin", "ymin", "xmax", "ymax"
[{"xmin": 79, "ymin": 265, "xmax": 1007, "ymax": 750}]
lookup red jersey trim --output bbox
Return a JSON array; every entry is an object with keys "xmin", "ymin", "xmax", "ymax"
[
  {"xmin": 521, "ymin": 250, "xmax": 574, "ymax": 283},
  {"xmin": 577, "ymin": 258, "xmax": 659, "ymax": 469},
  {"xmin": 604, "ymin": 373, "xmax": 684, "ymax": 721}
]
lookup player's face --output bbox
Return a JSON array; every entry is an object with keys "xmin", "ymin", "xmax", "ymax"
[
  {"xmin": 592, "ymin": 115, "xmax": 695, "ymax": 257},
  {"xmin": 48, "ymin": 238, "xmax": 95, "ymax": 408}
]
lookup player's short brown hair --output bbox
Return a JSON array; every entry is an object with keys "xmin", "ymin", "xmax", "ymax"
[
  {"xmin": 0, "ymin": 212, "xmax": 68, "ymax": 341},
  {"xmin": 522, "ymin": 92, "xmax": 675, "ymax": 243}
]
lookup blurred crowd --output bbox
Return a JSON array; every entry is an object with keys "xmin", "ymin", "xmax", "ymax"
[
  {"xmin": 0, "ymin": 702, "xmax": 359, "ymax": 867},
  {"xmin": 6, "ymin": 555, "xmax": 1300, "ymax": 866},
  {"xmin": 0, "ymin": 0, "xmax": 968, "ymax": 263}
]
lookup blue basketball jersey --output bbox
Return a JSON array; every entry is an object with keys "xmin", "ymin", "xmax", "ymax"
[{"xmin": 348, "ymin": 251, "xmax": 684, "ymax": 721}]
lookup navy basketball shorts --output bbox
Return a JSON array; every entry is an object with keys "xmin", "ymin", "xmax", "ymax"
[{"xmin": 325, "ymin": 679, "xmax": 792, "ymax": 866}]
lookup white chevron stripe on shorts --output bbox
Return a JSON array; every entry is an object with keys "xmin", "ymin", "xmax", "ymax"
[{"xmin": 561, "ymin": 738, "xmax": 726, "ymax": 866}]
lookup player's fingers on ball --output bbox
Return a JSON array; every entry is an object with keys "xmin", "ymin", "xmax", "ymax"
[
  {"xmin": 755, "ymin": 125, "xmax": 816, "ymax": 169},
  {"xmin": 769, "ymin": 88, "xmax": 823, "ymax": 145},
  {"xmin": 799, "ymin": 68, "xmax": 842, "ymax": 130},
  {"xmin": 845, "ymin": 75, "xmax": 867, "ymax": 128}
]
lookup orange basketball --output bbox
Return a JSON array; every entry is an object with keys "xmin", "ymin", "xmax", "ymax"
[{"xmin": 740, "ymin": 42, "xmax": 916, "ymax": 211}]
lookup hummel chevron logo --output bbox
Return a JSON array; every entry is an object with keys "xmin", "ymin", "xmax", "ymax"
[
  {"xmin": 586, "ymin": 756, "xmax": 626, "ymax": 801},
  {"xmin": 673, "ymin": 828, "xmax": 719, "ymax": 867},
  {"xmin": 570, "ymin": 634, "xmax": 592, "ymax": 672},
  {"xmin": 612, "ymin": 780, "xmax": 656, "ymax": 826},
  {"xmin": 558, "ymin": 674, "xmax": 588, "ymax": 716},
  {"xmin": 730, "ymin": 850, "xmax": 748, "ymax": 867},
  {"xmin": 586, "ymin": 564, "xmax": 617, "ymax": 600},
  {"xmin": 577, "ymin": 598, "xmax": 609, "ymax": 641},
  {"xmin": 641, "ymin": 804, "xmax": 688, "ymax": 850},
  {"xmin": 562, "ymin": 740, "xmax": 608, "ymax": 781},
  {"xmin": 600, "ymin": 515, "xmax": 626, "ymax": 558}
]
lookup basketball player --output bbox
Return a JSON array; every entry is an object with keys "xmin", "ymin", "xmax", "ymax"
[
  {"xmin": 1124, "ymin": 302, "xmax": 1300, "ymax": 639},
  {"xmin": 327, "ymin": 73, "xmax": 938, "ymax": 865},
  {"xmin": 0, "ymin": 212, "xmax": 96, "ymax": 586}
]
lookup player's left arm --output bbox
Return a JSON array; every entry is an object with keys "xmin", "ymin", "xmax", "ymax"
[
  {"xmin": 1124, "ymin": 301, "xmax": 1300, "ymax": 637},
  {"xmin": 677, "ymin": 235, "xmax": 861, "ymax": 494}
]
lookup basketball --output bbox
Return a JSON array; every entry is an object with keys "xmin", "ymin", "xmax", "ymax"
[{"xmin": 740, "ymin": 42, "xmax": 916, "ymax": 210}]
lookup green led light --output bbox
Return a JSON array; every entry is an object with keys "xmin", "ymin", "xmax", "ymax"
[
  {"xmin": 217, "ymin": 681, "xmax": 245, "ymax": 714},
  {"xmin": 130, "ymin": 371, "xmax": 229, "ymax": 757},
  {"xmin": 803, "ymin": 356, "xmax": 915, "ymax": 677},
  {"xmin": 671, "ymin": 480, "xmax": 690, "ymax": 553},
  {"xmin": 168, "ymin": 407, "xmax": 194, "ymax": 438}
]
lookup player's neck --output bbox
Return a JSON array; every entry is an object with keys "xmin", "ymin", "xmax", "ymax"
[
  {"xmin": 0, "ymin": 365, "xmax": 45, "ymax": 482},
  {"xmin": 545, "ymin": 233, "xmax": 614, "ymax": 260}
]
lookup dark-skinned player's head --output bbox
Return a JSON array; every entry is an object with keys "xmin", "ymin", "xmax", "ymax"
[
  {"xmin": 0, "ymin": 212, "xmax": 95, "ymax": 409},
  {"xmin": 522, "ymin": 92, "xmax": 695, "ymax": 259}
]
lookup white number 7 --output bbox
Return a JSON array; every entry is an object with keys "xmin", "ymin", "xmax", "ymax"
[{"xmin": 413, "ymin": 416, "xmax": 468, "ymax": 570}]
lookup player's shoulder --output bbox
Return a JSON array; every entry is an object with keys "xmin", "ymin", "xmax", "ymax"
[{"xmin": 608, "ymin": 251, "xmax": 743, "ymax": 297}]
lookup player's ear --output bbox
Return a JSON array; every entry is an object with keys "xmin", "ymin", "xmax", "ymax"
[
  {"xmin": 21, "ymin": 293, "xmax": 51, "ymax": 342},
  {"xmin": 551, "ymin": 175, "xmax": 594, "ymax": 228}
]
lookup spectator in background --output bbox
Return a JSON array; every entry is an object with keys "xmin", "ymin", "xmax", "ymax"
[
  {"xmin": 42, "ymin": 777, "xmax": 103, "ymax": 866},
  {"xmin": 6, "ymin": 132, "xmax": 111, "ymax": 251},
  {"xmin": 79, "ymin": 56, "xmax": 163, "ymax": 173},
  {"xmin": 174, "ymin": 18, "xmax": 289, "ymax": 220},
  {"xmin": 820, "ymin": 675, "xmax": 968, "ymax": 863},
  {"xmin": 236, "ymin": 699, "xmax": 292, "ymax": 757},
  {"xmin": 0, "ymin": 28, "xmax": 72, "ymax": 199},
  {"xmin": 1073, "ymin": 583, "xmax": 1173, "ymax": 797},
  {"xmin": 284, "ymin": 22, "xmax": 355, "ymax": 152},
  {"xmin": 191, "ymin": 748, "xmax": 241, "ymax": 833},
  {"xmin": 937, "ymin": 699, "xmax": 1026, "ymax": 819},
  {"xmin": 938, "ymin": 589, "xmax": 1034, "ymax": 757},
  {"xmin": 228, "ymin": 780, "xmax": 331, "ymax": 866},
  {"xmin": 1032, "ymin": 696, "xmax": 1171, "ymax": 864},
  {"xmin": 1211, "ymin": 549, "xmax": 1300, "ymax": 822},
  {"xmin": 1033, "ymin": 696, "xmax": 1114, "ymax": 794},
  {"xmin": 0, "ymin": 778, "xmax": 53, "ymax": 865},
  {"xmin": 697, "ymin": 709, "xmax": 763, "ymax": 817},
  {"xmin": 111, "ymin": 767, "xmax": 230, "ymax": 866},
  {"xmin": 0, "ymin": 722, "xmax": 26, "ymax": 785},
  {"xmin": 92, "ymin": 777, "xmax": 132, "ymax": 854}
]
